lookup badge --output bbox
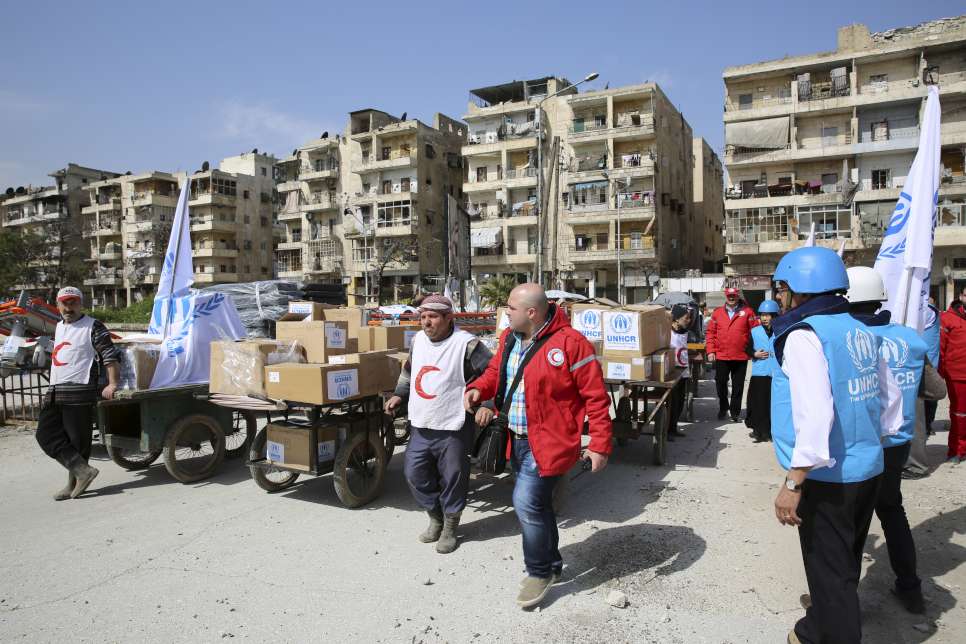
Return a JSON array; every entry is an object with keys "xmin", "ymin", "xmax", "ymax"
[{"xmin": 547, "ymin": 348, "xmax": 565, "ymax": 367}]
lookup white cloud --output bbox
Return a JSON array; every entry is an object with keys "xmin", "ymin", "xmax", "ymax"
[{"xmin": 215, "ymin": 100, "xmax": 330, "ymax": 151}]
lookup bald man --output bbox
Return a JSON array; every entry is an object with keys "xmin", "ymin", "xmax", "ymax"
[{"xmin": 465, "ymin": 283, "xmax": 612, "ymax": 609}]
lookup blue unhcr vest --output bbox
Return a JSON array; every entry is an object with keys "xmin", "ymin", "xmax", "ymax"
[
  {"xmin": 772, "ymin": 313, "xmax": 884, "ymax": 483},
  {"xmin": 869, "ymin": 323, "xmax": 925, "ymax": 448},
  {"xmin": 750, "ymin": 325, "xmax": 779, "ymax": 377}
]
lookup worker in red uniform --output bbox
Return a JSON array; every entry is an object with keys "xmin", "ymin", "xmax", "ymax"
[
  {"xmin": 940, "ymin": 291, "xmax": 966, "ymax": 464},
  {"xmin": 705, "ymin": 287, "xmax": 758, "ymax": 421}
]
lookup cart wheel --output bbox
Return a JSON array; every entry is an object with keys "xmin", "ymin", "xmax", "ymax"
[
  {"xmin": 106, "ymin": 444, "xmax": 163, "ymax": 471},
  {"xmin": 684, "ymin": 391, "xmax": 695, "ymax": 423},
  {"xmin": 163, "ymin": 414, "xmax": 226, "ymax": 483},
  {"xmin": 333, "ymin": 430, "xmax": 387, "ymax": 508},
  {"xmin": 225, "ymin": 411, "xmax": 256, "ymax": 460},
  {"xmin": 248, "ymin": 427, "xmax": 299, "ymax": 492},
  {"xmin": 381, "ymin": 414, "xmax": 396, "ymax": 465},
  {"xmin": 652, "ymin": 405, "xmax": 669, "ymax": 466},
  {"xmin": 394, "ymin": 418, "xmax": 411, "ymax": 445}
]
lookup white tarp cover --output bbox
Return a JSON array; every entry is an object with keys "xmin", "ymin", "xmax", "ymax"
[
  {"xmin": 725, "ymin": 117, "xmax": 789, "ymax": 149},
  {"xmin": 470, "ymin": 227, "xmax": 502, "ymax": 249}
]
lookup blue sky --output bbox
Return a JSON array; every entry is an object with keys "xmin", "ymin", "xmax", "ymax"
[{"xmin": 1, "ymin": 0, "xmax": 962, "ymax": 187}]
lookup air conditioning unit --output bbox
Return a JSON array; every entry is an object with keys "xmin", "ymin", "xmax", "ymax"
[
  {"xmin": 469, "ymin": 133, "xmax": 481, "ymax": 144},
  {"xmin": 485, "ymin": 132, "xmax": 498, "ymax": 144},
  {"xmin": 392, "ymin": 183, "xmax": 401, "ymax": 193}
]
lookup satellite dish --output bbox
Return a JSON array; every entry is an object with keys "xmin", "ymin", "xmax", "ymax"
[
  {"xmin": 201, "ymin": 161, "xmax": 210, "ymax": 171},
  {"xmin": 400, "ymin": 112, "xmax": 407, "ymax": 121},
  {"xmin": 252, "ymin": 148, "xmax": 258, "ymax": 153},
  {"xmin": 125, "ymin": 171, "xmax": 132, "ymax": 175},
  {"xmin": 16, "ymin": 186, "xmax": 25, "ymax": 194},
  {"xmin": 321, "ymin": 131, "xmax": 328, "ymax": 139},
  {"xmin": 5, "ymin": 187, "xmax": 13, "ymax": 196}
]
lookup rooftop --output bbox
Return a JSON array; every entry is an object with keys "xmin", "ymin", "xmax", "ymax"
[{"xmin": 468, "ymin": 76, "xmax": 569, "ymax": 106}]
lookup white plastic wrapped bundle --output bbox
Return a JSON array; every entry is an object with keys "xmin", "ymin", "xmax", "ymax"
[{"xmin": 200, "ymin": 280, "xmax": 302, "ymax": 337}]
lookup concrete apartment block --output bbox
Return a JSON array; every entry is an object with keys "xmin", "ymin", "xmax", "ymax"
[
  {"xmin": 693, "ymin": 137, "xmax": 726, "ymax": 272},
  {"xmin": 464, "ymin": 77, "xmax": 700, "ymax": 303},
  {"xmin": 2, "ymin": 163, "xmax": 120, "ymax": 294},
  {"xmin": 723, "ymin": 15, "xmax": 966, "ymax": 306},
  {"xmin": 276, "ymin": 110, "xmax": 465, "ymax": 304}
]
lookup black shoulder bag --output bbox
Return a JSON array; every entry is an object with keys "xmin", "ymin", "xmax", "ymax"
[{"xmin": 474, "ymin": 332, "xmax": 554, "ymax": 474}]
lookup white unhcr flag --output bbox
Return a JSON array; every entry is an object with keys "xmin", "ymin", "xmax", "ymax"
[{"xmin": 873, "ymin": 86, "xmax": 941, "ymax": 332}]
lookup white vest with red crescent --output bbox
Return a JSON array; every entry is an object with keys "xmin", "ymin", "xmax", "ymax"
[
  {"xmin": 50, "ymin": 316, "xmax": 97, "ymax": 386},
  {"xmin": 407, "ymin": 328, "xmax": 474, "ymax": 431},
  {"xmin": 670, "ymin": 328, "xmax": 690, "ymax": 378}
]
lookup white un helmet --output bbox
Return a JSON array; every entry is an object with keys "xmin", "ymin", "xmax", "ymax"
[{"xmin": 846, "ymin": 266, "xmax": 887, "ymax": 304}]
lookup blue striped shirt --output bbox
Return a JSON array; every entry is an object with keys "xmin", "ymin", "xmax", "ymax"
[{"xmin": 503, "ymin": 321, "xmax": 551, "ymax": 436}]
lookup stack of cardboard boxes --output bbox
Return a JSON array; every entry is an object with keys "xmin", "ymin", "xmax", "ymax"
[
  {"xmin": 210, "ymin": 302, "xmax": 409, "ymax": 404},
  {"xmin": 570, "ymin": 300, "xmax": 675, "ymax": 383}
]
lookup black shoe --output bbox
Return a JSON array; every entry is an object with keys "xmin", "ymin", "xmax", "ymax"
[
  {"xmin": 891, "ymin": 587, "xmax": 925, "ymax": 614},
  {"xmin": 717, "ymin": 410, "xmax": 727, "ymax": 420},
  {"xmin": 731, "ymin": 415, "xmax": 740, "ymax": 423},
  {"xmin": 901, "ymin": 469, "xmax": 928, "ymax": 480}
]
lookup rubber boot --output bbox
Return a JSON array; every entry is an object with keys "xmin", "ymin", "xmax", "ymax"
[
  {"xmin": 419, "ymin": 507, "xmax": 444, "ymax": 543},
  {"xmin": 68, "ymin": 456, "xmax": 99, "ymax": 499},
  {"xmin": 436, "ymin": 513, "xmax": 461, "ymax": 554},
  {"xmin": 53, "ymin": 474, "xmax": 77, "ymax": 501}
]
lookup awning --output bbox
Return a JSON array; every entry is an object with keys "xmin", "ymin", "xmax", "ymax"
[
  {"xmin": 470, "ymin": 227, "xmax": 502, "ymax": 249},
  {"xmin": 725, "ymin": 117, "xmax": 789, "ymax": 149}
]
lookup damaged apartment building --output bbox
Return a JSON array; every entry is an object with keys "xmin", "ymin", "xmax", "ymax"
[
  {"xmin": 463, "ymin": 77, "xmax": 716, "ymax": 303},
  {"xmin": 274, "ymin": 110, "xmax": 465, "ymax": 304},
  {"xmin": 81, "ymin": 152, "xmax": 276, "ymax": 307},
  {"xmin": 723, "ymin": 16, "xmax": 966, "ymax": 306}
]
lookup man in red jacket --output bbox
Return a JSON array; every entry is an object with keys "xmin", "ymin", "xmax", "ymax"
[
  {"xmin": 464, "ymin": 283, "xmax": 612, "ymax": 609},
  {"xmin": 940, "ymin": 295, "xmax": 966, "ymax": 463},
  {"xmin": 705, "ymin": 287, "xmax": 758, "ymax": 421}
]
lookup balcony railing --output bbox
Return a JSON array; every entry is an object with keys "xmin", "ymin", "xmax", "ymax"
[
  {"xmin": 725, "ymin": 94, "xmax": 793, "ymax": 112},
  {"xmin": 570, "ymin": 235, "xmax": 655, "ymax": 255},
  {"xmin": 857, "ymin": 118, "xmax": 920, "ymax": 143},
  {"xmin": 725, "ymin": 181, "xmax": 843, "ymax": 200},
  {"xmin": 505, "ymin": 167, "xmax": 537, "ymax": 180},
  {"xmin": 798, "ymin": 79, "xmax": 850, "ymax": 102},
  {"xmin": 798, "ymin": 133, "xmax": 853, "ymax": 149},
  {"xmin": 569, "ymin": 120, "xmax": 608, "ymax": 134},
  {"xmin": 939, "ymin": 202, "xmax": 966, "ymax": 227},
  {"xmin": 725, "ymin": 145, "xmax": 791, "ymax": 162}
]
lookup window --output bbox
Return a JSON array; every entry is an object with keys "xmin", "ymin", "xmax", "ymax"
[
  {"xmin": 738, "ymin": 94, "xmax": 753, "ymax": 110},
  {"xmin": 476, "ymin": 167, "xmax": 488, "ymax": 182},
  {"xmin": 376, "ymin": 200, "xmax": 412, "ymax": 227},
  {"xmin": 243, "ymin": 190, "xmax": 250, "ymax": 199},
  {"xmin": 424, "ymin": 144, "xmax": 436, "ymax": 159},
  {"xmin": 869, "ymin": 73, "xmax": 888, "ymax": 89},
  {"xmin": 244, "ymin": 240, "xmax": 252, "ymax": 250},
  {"xmin": 362, "ymin": 182, "xmax": 371, "ymax": 193},
  {"xmin": 382, "ymin": 180, "xmax": 392, "ymax": 194},
  {"xmin": 401, "ymin": 177, "xmax": 410, "ymax": 192},
  {"xmin": 797, "ymin": 204, "xmax": 851, "ymax": 240},
  {"xmin": 245, "ymin": 265, "xmax": 251, "ymax": 273},
  {"xmin": 260, "ymin": 241, "xmax": 267, "ymax": 250},
  {"xmin": 575, "ymin": 235, "xmax": 590, "ymax": 251},
  {"xmin": 596, "ymin": 232, "xmax": 608, "ymax": 248},
  {"xmin": 821, "ymin": 126, "xmax": 839, "ymax": 146},
  {"xmin": 871, "ymin": 169, "xmax": 891, "ymax": 190},
  {"xmin": 497, "ymin": 164, "xmax": 503, "ymax": 180},
  {"xmin": 244, "ymin": 215, "xmax": 250, "ymax": 224},
  {"xmin": 381, "ymin": 146, "xmax": 391, "ymax": 161},
  {"xmin": 261, "ymin": 167, "xmax": 267, "ymax": 176},
  {"xmin": 821, "ymin": 173, "xmax": 839, "ymax": 193},
  {"xmin": 595, "ymin": 114, "xmax": 606, "ymax": 128},
  {"xmin": 260, "ymin": 216, "xmax": 269, "ymax": 226}
]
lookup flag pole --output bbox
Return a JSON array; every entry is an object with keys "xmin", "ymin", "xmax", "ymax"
[{"xmin": 162, "ymin": 178, "xmax": 190, "ymax": 339}]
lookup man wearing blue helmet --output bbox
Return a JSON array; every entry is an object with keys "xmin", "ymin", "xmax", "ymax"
[
  {"xmin": 770, "ymin": 247, "xmax": 902, "ymax": 644},
  {"xmin": 745, "ymin": 299, "xmax": 780, "ymax": 442}
]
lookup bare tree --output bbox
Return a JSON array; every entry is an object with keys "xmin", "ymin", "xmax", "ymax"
[{"xmin": 372, "ymin": 239, "xmax": 419, "ymax": 305}]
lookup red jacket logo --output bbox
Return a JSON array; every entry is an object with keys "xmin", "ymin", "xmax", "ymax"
[{"xmin": 547, "ymin": 348, "xmax": 565, "ymax": 367}]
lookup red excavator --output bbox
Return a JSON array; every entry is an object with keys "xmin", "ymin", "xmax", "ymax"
[{"xmin": 0, "ymin": 291, "xmax": 60, "ymax": 373}]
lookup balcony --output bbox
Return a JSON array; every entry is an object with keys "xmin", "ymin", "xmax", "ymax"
[
  {"xmin": 611, "ymin": 113, "xmax": 656, "ymax": 140},
  {"xmin": 84, "ymin": 274, "xmax": 122, "ymax": 287},
  {"xmin": 569, "ymin": 236, "xmax": 656, "ymax": 262},
  {"xmin": 568, "ymin": 120, "xmax": 610, "ymax": 141},
  {"xmin": 299, "ymin": 163, "xmax": 339, "ymax": 181},
  {"xmin": 302, "ymin": 192, "xmax": 339, "ymax": 212},
  {"xmin": 725, "ymin": 94, "xmax": 793, "ymax": 114},
  {"xmin": 193, "ymin": 247, "xmax": 239, "ymax": 258},
  {"xmin": 463, "ymin": 132, "xmax": 538, "ymax": 157},
  {"xmin": 375, "ymin": 220, "xmax": 417, "ymax": 237},
  {"xmin": 277, "ymin": 180, "xmax": 301, "ymax": 193},
  {"xmin": 471, "ymin": 251, "xmax": 507, "ymax": 267},
  {"xmin": 277, "ymin": 208, "xmax": 303, "ymax": 222},
  {"xmin": 343, "ymin": 222, "xmax": 375, "ymax": 238},
  {"xmin": 464, "ymin": 175, "xmax": 504, "ymax": 193},
  {"xmin": 81, "ymin": 198, "xmax": 122, "ymax": 215},
  {"xmin": 276, "ymin": 241, "xmax": 304, "ymax": 251},
  {"xmin": 189, "ymin": 191, "xmax": 235, "ymax": 207},
  {"xmin": 190, "ymin": 216, "xmax": 236, "ymax": 233},
  {"xmin": 354, "ymin": 150, "xmax": 417, "ymax": 173},
  {"xmin": 611, "ymin": 155, "xmax": 656, "ymax": 178},
  {"xmin": 131, "ymin": 192, "xmax": 178, "ymax": 207},
  {"xmin": 193, "ymin": 272, "xmax": 239, "ymax": 283},
  {"xmin": 97, "ymin": 251, "xmax": 123, "ymax": 261},
  {"xmin": 504, "ymin": 167, "xmax": 538, "ymax": 188},
  {"xmin": 126, "ymin": 219, "xmax": 156, "ymax": 233}
]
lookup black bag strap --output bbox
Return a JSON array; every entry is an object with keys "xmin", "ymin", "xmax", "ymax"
[{"xmin": 495, "ymin": 330, "xmax": 555, "ymax": 413}]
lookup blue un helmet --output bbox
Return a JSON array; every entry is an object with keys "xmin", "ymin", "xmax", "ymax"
[
  {"xmin": 773, "ymin": 246, "xmax": 849, "ymax": 294},
  {"xmin": 757, "ymin": 299, "xmax": 780, "ymax": 314}
]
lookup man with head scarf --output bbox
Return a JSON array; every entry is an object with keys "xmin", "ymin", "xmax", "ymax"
[{"xmin": 385, "ymin": 294, "xmax": 492, "ymax": 554}]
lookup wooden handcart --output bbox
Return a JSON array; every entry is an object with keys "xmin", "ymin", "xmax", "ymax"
[{"xmin": 605, "ymin": 370, "xmax": 683, "ymax": 466}]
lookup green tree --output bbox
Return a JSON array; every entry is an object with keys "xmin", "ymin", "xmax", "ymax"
[
  {"xmin": 478, "ymin": 275, "xmax": 519, "ymax": 309},
  {"xmin": 0, "ymin": 228, "xmax": 45, "ymax": 298}
]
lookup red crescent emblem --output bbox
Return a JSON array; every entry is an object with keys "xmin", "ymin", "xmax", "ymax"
[
  {"xmin": 51, "ymin": 341, "xmax": 71, "ymax": 367},
  {"xmin": 414, "ymin": 365, "xmax": 441, "ymax": 400}
]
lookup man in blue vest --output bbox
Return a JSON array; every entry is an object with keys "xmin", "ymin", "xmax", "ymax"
[
  {"xmin": 745, "ymin": 299, "xmax": 780, "ymax": 442},
  {"xmin": 904, "ymin": 301, "xmax": 943, "ymax": 479},
  {"xmin": 770, "ymin": 247, "xmax": 902, "ymax": 644},
  {"xmin": 846, "ymin": 266, "xmax": 941, "ymax": 614}
]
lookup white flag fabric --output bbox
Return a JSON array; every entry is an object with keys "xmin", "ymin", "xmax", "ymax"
[
  {"xmin": 837, "ymin": 238, "xmax": 846, "ymax": 257},
  {"xmin": 150, "ymin": 291, "xmax": 246, "ymax": 388},
  {"xmin": 803, "ymin": 221, "xmax": 816, "ymax": 247},
  {"xmin": 874, "ymin": 85, "xmax": 941, "ymax": 332},
  {"xmin": 149, "ymin": 179, "xmax": 194, "ymax": 336}
]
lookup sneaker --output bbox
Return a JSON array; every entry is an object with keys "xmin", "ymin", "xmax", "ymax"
[
  {"xmin": 717, "ymin": 410, "xmax": 727, "ymax": 420},
  {"xmin": 948, "ymin": 456, "xmax": 962, "ymax": 466},
  {"xmin": 799, "ymin": 593, "xmax": 811, "ymax": 609},
  {"xmin": 901, "ymin": 469, "xmax": 928, "ymax": 480},
  {"xmin": 891, "ymin": 587, "xmax": 925, "ymax": 614},
  {"xmin": 516, "ymin": 575, "xmax": 554, "ymax": 608}
]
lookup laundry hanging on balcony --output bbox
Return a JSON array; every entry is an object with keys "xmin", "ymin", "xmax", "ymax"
[
  {"xmin": 725, "ymin": 117, "xmax": 789, "ymax": 149},
  {"xmin": 470, "ymin": 227, "xmax": 502, "ymax": 249},
  {"xmin": 512, "ymin": 198, "xmax": 537, "ymax": 215}
]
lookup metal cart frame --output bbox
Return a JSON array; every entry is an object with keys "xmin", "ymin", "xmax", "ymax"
[{"xmin": 606, "ymin": 371, "xmax": 682, "ymax": 466}]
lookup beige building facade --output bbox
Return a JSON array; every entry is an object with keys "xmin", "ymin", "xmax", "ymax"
[
  {"xmin": 464, "ymin": 78, "xmax": 699, "ymax": 303},
  {"xmin": 693, "ymin": 137, "xmax": 726, "ymax": 272},
  {"xmin": 723, "ymin": 16, "xmax": 966, "ymax": 306}
]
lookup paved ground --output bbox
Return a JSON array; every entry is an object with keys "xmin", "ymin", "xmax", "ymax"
[{"xmin": 0, "ymin": 379, "xmax": 963, "ymax": 643}]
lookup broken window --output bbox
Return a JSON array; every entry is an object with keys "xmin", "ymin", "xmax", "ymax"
[
  {"xmin": 476, "ymin": 167, "xmax": 488, "ymax": 182},
  {"xmin": 871, "ymin": 169, "xmax": 891, "ymax": 190}
]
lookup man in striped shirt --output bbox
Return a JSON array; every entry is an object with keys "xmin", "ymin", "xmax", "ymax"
[{"xmin": 35, "ymin": 287, "xmax": 120, "ymax": 500}]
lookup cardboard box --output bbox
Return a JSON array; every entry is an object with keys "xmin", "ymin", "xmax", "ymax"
[
  {"xmin": 275, "ymin": 320, "xmax": 348, "ymax": 363},
  {"xmin": 115, "ymin": 339, "xmax": 160, "ymax": 391},
  {"xmin": 284, "ymin": 301, "xmax": 335, "ymax": 321},
  {"xmin": 210, "ymin": 339, "xmax": 303, "ymax": 397},
  {"xmin": 601, "ymin": 306, "xmax": 671, "ymax": 358},
  {"xmin": 265, "ymin": 363, "xmax": 361, "ymax": 404},
  {"xmin": 265, "ymin": 421, "xmax": 341, "ymax": 472},
  {"xmin": 601, "ymin": 357, "xmax": 651, "ymax": 382},
  {"xmin": 649, "ymin": 348, "xmax": 677, "ymax": 382},
  {"xmin": 495, "ymin": 307, "xmax": 510, "ymax": 332},
  {"xmin": 570, "ymin": 302, "xmax": 616, "ymax": 343},
  {"xmin": 327, "ymin": 350, "xmax": 402, "ymax": 394},
  {"xmin": 320, "ymin": 307, "xmax": 366, "ymax": 338},
  {"xmin": 358, "ymin": 325, "xmax": 419, "ymax": 352}
]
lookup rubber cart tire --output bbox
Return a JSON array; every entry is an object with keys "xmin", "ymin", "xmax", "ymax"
[
  {"xmin": 248, "ymin": 426, "xmax": 299, "ymax": 492},
  {"xmin": 225, "ymin": 411, "xmax": 256, "ymax": 460},
  {"xmin": 163, "ymin": 414, "xmax": 226, "ymax": 483},
  {"xmin": 333, "ymin": 429, "xmax": 387, "ymax": 508}
]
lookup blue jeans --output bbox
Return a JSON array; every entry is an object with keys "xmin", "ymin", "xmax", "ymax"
[{"xmin": 511, "ymin": 437, "xmax": 562, "ymax": 578}]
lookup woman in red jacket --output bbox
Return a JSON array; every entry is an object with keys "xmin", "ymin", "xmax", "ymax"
[
  {"xmin": 705, "ymin": 287, "xmax": 758, "ymax": 421},
  {"xmin": 940, "ymin": 296, "xmax": 966, "ymax": 463}
]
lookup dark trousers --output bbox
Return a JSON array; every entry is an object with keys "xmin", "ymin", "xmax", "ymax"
[
  {"xmin": 404, "ymin": 424, "xmax": 473, "ymax": 515},
  {"xmin": 745, "ymin": 375, "xmax": 772, "ymax": 439},
  {"xmin": 511, "ymin": 436, "xmax": 561, "ymax": 579},
  {"xmin": 714, "ymin": 360, "xmax": 747, "ymax": 417},
  {"xmin": 35, "ymin": 397, "xmax": 94, "ymax": 470},
  {"xmin": 795, "ymin": 475, "xmax": 881, "ymax": 644},
  {"xmin": 876, "ymin": 443, "xmax": 920, "ymax": 592},
  {"xmin": 668, "ymin": 377, "xmax": 688, "ymax": 434},
  {"xmin": 924, "ymin": 399, "xmax": 937, "ymax": 433}
]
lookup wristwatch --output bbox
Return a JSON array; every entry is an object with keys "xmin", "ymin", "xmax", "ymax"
[{"xmin": 784, "ymin": 477, "xmax": 802, "ymax": 492}]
